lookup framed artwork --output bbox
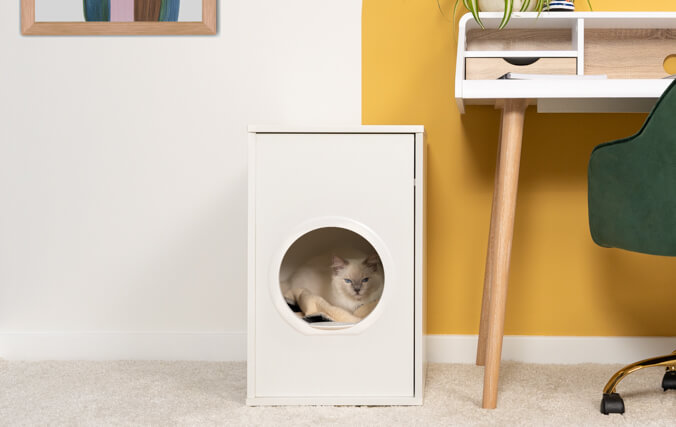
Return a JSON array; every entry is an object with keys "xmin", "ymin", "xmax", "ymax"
[{"xmin": 21, "ymin": 0, "xmax": 217, "ymax": 35}]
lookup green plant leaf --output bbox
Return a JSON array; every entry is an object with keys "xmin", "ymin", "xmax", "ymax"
[
  {"xmin": 443, "ymin": 0, "xmax": 463, "ymax": 36},
  {"xmin": 437, "ymin": 0, "xmax": 454, "ymax": 22},
  {"xmin": 520, "ymin": 0, "xmax": 531, "ymax": 12},
  {"xmin": 498, "ymin": 0, "xmax": 513, "ymax": 30},
  {"xmin": 466, "ymin": 0, "xmax": 484, "ymax": 29},
  {"xmin": 535, "ymin": 0, "xmax": 547, "ymax": 16},
  {"xmin": 452, "ymin": 0, "xmax": 460, "ymax": 24}
]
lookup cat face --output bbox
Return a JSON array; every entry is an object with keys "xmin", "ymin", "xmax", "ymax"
[{"xmin": 331, "ymin": 254, "xmax": 383, "ymax": 301}]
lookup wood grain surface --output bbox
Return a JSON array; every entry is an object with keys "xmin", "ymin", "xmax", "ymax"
[
  {"xmin": 467, "ymin": 29, "xmax": 573, "ymax": 51},
  {"xmin": 585, "ymin": 29, "xmax": 676, "ymax": 78}
]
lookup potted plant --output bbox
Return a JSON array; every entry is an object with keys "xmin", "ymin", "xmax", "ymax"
[{"xmin": 450, "ymin": 0, "xmax": 593, "ymax": 30}]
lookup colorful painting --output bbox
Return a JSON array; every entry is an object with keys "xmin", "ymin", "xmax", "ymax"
[
  {"xmin": 23, "ymin": 0, "xmax": 215, "ymax": 35},
  {"xmin": 32, "ymin": 0, "xmax": 203, "ymax": 24},
  {"xmin": 83, "ymin": 0, "xmax": 181, "ymax": 22}
]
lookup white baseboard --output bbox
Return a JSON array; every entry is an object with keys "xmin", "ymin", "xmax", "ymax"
[
  {"xmin": 1, "ymin": 333, "xmax": 673, "ymax": 363},
  {"xmin": 0, "ymin": 332, "xmax": 246, "ymax": 361},
  {"xmin": 427, "ymin": 335, "xmax": 675, "ymax": 365}
]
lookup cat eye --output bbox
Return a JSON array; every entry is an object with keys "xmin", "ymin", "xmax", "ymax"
[
  {"xmin": 344, "ymin": 279, "xmax": 353, "ymax": 284},
  {"xmin": 362, "ymin": 278, "xmax": 369, "ymax": 283}
]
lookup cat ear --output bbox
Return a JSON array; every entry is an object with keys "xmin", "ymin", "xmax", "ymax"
[
  {"xmin": 363, "ymin": 253, "xmax": 380, "ymax": 272},
  {"xmin": 331, "ymin": 255, "xmax": 348, "ymax": 275}
]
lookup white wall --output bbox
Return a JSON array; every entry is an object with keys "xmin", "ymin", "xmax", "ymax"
[{"xmin": 0, "ymin": 0, "xmax": 362, "ymax": 360}]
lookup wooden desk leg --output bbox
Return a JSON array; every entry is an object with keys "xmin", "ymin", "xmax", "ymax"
[
  {"xmin": 476, "ymin": 113, "xmax": 503, "ymax": 367},
  {"xmin": 481, "ymin": 99, "xmax": 528, "ymax": 409}
]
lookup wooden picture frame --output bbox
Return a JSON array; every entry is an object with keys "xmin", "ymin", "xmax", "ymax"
[{"xmin": 21, "ymin": 0, "xmax": 217, "ymax": 35}]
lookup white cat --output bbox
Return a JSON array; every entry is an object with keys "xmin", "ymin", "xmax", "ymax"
[{"xmin": 281, "ymin": 251, "xmax": 384, "ymax": 321}]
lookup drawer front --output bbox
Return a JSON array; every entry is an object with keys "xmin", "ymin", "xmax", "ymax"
[{"xmin": 465, "ymin": 57, "xmax": 577, "ymax": 80}]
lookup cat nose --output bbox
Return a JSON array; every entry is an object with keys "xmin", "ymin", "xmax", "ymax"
[{"xmin": 353, "ymin": 284, "xmax": 362, "ymax": 293}]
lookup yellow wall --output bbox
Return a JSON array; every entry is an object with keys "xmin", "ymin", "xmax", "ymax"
[{"xmin": 363, "ymin": 1, "xmax": 676, "ymax": 336}]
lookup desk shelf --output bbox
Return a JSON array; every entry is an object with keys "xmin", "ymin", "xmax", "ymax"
[{"xmin": 456, "ymin": 12, "xmax": 676, "ymax": 113}]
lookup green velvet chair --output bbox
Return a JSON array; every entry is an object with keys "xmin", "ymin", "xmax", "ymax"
[{"xmin": 588, "ymin": 79, "xmax": 676, "ymax": 415}]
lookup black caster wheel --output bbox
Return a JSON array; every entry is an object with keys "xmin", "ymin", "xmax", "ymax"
[
  {"xmin": 662, "ymin": 370, "xmax": 676, "ymax": 391},
  {"xmin": 601, "ymin": 393, "xmax": 625, "ymax": 415}
]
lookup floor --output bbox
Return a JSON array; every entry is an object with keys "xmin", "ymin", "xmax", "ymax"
[{"xmin": 1, "ymin": 360, "xmax": 674, "ymax": 425}]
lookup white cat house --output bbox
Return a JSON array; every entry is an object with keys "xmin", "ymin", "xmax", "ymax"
[{"xmin": 247, "ymin": 126, "xmax": 426, "ymax": 406}]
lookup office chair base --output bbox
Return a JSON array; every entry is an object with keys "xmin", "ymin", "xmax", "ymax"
[
  {"xmin": 663, "ymin": 370, "xmax": 676, "ymax": 391},
  {"xmin": 600, "ymin": 393, "xmax": 625, "ymax": 415},
  {"xmin": 600, "ymin": 352, "xmax": 676, "ymax": 415}
]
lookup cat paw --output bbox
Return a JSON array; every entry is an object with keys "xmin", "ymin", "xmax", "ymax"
[{"xmin": 353, "ymin": 301, "xmax": 377, "ymax": 318}]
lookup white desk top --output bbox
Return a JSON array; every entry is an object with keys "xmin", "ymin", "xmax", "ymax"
[
  {"xmin": 456, "ymin": 12, "xmax": 676, "ymax": 113},
  {"xmin": 461, "ymin": 79, "xmax": 673, "ymax": 112}
]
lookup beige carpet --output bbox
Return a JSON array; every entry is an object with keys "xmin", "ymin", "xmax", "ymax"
[{"xmin": 1, "ymin": 360, "xmax": 674, "ymax": 426}]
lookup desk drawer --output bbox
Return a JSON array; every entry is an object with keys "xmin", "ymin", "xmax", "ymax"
[{"xmin": 466, "ymin": 57, "xmax": 577, "ymax": 80}]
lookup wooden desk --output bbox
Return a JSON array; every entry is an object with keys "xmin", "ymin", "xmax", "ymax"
[{"xmin": 455, "ymin": 11, "xmax": 676, "ymax": 409}]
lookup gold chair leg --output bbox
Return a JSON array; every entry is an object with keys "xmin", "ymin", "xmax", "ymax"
[{"xmin": 601, "ymin": 350, "xmax": 676, "ymax": 415}]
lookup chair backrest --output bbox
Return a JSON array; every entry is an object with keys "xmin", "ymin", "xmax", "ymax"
[{"xmin": 588, "ymin": 80, "xmax": 676, "ymax": 256}]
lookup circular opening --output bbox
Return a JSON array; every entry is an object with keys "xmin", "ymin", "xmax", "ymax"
[{"xmin": 279, "ymin": 227, "xmax": 385, "ymax": 330}]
